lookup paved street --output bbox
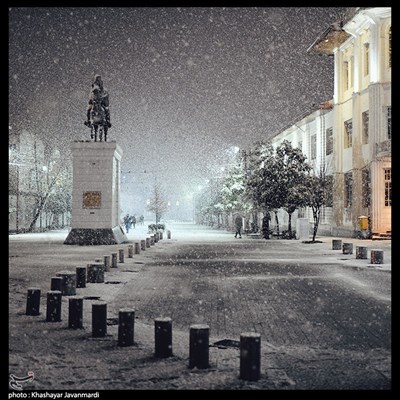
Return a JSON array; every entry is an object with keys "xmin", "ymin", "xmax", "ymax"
[{"xmin": 9, "ymin": 223, "xmax": 391, "ymax": 390}]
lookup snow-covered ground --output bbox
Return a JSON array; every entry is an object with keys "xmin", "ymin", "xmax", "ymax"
[{"xmin": 9, "ymin": 222, "xmax": 391, "ymax": 390}]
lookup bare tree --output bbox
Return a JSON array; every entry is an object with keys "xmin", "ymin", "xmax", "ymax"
[{"xmin": 146, "ymin": 180, "xmax": 168, "ymax": 224}]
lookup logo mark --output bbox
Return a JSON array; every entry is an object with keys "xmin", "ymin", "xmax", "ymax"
[{"xmin": 9, "ymin": 371, "xmax": 34, "ymax": 391}]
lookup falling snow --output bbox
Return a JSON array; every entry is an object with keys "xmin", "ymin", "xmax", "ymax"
[{"xmin": 9, "ymin": 7, "xmax": 350, "ymax": 202}]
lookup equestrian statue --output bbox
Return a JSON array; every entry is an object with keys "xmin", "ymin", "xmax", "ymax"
[{"xmin": 84, "ymin": 75, "xmax": 111, "ymax": 142}]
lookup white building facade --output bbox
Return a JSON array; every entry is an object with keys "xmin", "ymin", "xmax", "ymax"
[{"xmin": 269, "ymin": 7, "xmax": 391, "ymax": 238}]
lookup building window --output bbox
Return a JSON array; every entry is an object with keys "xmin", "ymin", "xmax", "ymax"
[
  {"xmin": 343, "ymin": 60, "xmax": 349, "ymax": 90},
  {"xmin": 387, "ymin": 106, "xmax": 391, "ymax": 140},
  {"xmin": 310, "ymin": 135, "xmax": 316, "ymax": 160},
  {"xmin": 343, "ymin": 57, "xmax": 353, "ymax": 90},
  {"xmin": 388, "ymin": 26, "xmax": 392, "ymax": 68},
  {"xmin": 363, "ymin": 42, "xmax": 369, "ymax": 76},
  {"xmin": 362, "ymin": 110, "xmax": 369, "ymax": 144},
  {"xmin": 344, "ymin": 119, "xmax": 352, "ymax": 148},
  {"xmin": 362, "ymin": 168, "xmax": 370, "ymax": 208},
  {"xmin": 326, "ymin": 127, "xmax": 333, "ymax": 155},
  {"xmin": 350, "ymin": 56, "xmax": 354, "ymax": 87},
  {"xmin": 344, "ymin": 172, "xmax": 353, "ymax": 208},
  {"xmin": 384, "ymin": 168, "xmax": 391, "ymax": 207}
]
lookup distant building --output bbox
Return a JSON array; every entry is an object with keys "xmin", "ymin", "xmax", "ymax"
[{"xmin": 9, "ymin": 129, "xmax": 71, "ymax": 232}]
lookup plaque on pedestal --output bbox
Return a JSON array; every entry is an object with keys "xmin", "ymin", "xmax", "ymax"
[{"xmin": 64, "ymin": 141, "xmax": 128, "ymax": 245}]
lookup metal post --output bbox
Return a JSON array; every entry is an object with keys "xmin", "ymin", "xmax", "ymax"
[
  {"xmin": 155, "ymin": 317, "xmax": 173, "ymax": 358},
  {"xmin": 128, "ymin": 245, "xmax": 134, "ymax": 258},
  {"xmin": 118, "ymin": 248, "xmax": 125, "ymax": 263},
  {"xmin": 104, "ymin": 255, "xmax": 111, "ymax": 272},
  {"xmin": 141, "ymin": 240, "xmax": 146, "ymax": 251},
  {"xmin": 189, "ymin": 324, "xmax": 209, "ymax": 369},
  {"xmin": 46, "ymin": 290, "xmax": 62, "ymax": 322},
  {"xmin": 239, "ymin": 332, "xmax": 261, "ymax": 381},
  {"xmin": 68, "ymin": 296, "xmax": 83, "ymax": 329},
  {"xmin": 134, "ymin": 242, "xmax": 140, "ymax": 254},
  {"xmin": 50, "ymin": 277, "xmax": 63, "ymax": 292},
  {"xmin": 92, "ymin": 302, "xmax": 107, "ymax": 337},
  {"xmin": 111, "ymin": 252, "xmax": 118, "ymax": 268},
  {"xmin": 76, "ymin": 267, "xmax": 86, "ymax": 288},
  {"xmin": 26, "ymin": 287, "xmax": 41, "ymax": 316},
  {"xmin": 118, "ymin": 308, "xmax": 135, "ymax": 346},
  {"xmin": 332, "ymin": 239, "xmax": 342, "ymax": 250}
]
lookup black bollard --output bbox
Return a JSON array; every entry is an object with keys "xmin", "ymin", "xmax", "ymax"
[
  {"xmin": 146, "ymin": 237, "xmax": 151, "ymax": 248},
  {"xmin": 26, "ymin": 287, "xmax": 41, "ymax": 316},
  {"xmin": 68, "ymin": 296, "xmax": 84, "ymax": 329},
  {"xmin": 332, "ymin": 239, "xmax": 342, "ymax": 250},
  {"xmin": 150, "ymin": 235, "xmax": 155, "ymax": 246},
  {"xmin": 155, "ymin": 317, "xmax": 173, "ymax": 358},
  {"xmin": 159, "ymin": 231, "xmax": 163, "ymax": 240},
  {"xmin": 128, "ymin": 245, "xmax": 134, "ymax": 258},
  {"xmin": 342, "ymin": 242, "xmax": 353, "ymax": 255},
  {"xmin": 189, "ymin": 324, "xmax": 210, "ymax": 369},
  {"xmin": 111, "ymin": 252, "xmax": 118, "ymax": 268},
  {"xmin": 76, "ymin": 267, "xmax": 87, "ymax": 288},
  {"xmin": 118, "ymin": 308, "xmax": 135, "ymax": 346},
  {"xmin": 118, "ymin": 248, "xmax": 125, "ymax": 263},
  {"xmin": 154, "ymin": 232, "xmax": 159, "ymax": 243},
  {"xmin": 92, "ymin": 302, "xmax": 107, "ymax": 337},
  {"xmin": 104, "ymin": 255, "xmax": 111, "ymax": 272},
  {"xmin": 371, "ymin": 249, "xmax": 384, "ymax": 264},
  {"xmin": 356, "ymin": 245, "xmax": 368, "ymax": 260},
  {"xmin": 50, "ymin": 277, "xmax": 63, "ymax": 292},
  {"xmin": 87, "ymin": 263, "xmax": 104, "ymax": 283},
  {"xmin": 56, "ymin": 271, "xmax": 76, "ymax": 295},
  {"xmin": 46, "ymin": 290, "xmax": 62, "ymax": 322},
  {"xmin": 134, "ymin": 242, "xmax": 140, "ymax": 255},
  {"xmin": 240, "ymin": 332, "xmax": 261, "ymax": 381},
  {"xmin": 140, "ymin": 240, "xmax": 146, "ymax": 251},
  {"xmin": 167, "ymin": 230, "xmax": 171, "ymax": 239}
]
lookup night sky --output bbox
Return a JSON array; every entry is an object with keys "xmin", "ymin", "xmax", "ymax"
[{"xmin": 9, "ymin": 7, "xmax": 350, "ymax": 205}]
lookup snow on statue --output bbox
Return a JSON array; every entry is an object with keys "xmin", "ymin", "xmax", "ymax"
[{"xmin": 84, "ymin": 74, "xmax": 111, "ymax": 142}]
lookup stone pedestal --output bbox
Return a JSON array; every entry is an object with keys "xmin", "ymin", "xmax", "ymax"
[{"xmin": 64, "ymin": 141, "xmax": 128, "ymax": 245}]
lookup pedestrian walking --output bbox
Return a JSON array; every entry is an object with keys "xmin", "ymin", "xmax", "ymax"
[
  {"xmin": 234, "ymin": 215, "xmax": 243, "ymax": 239},
  {"xmin": 130, "ymin": 215, "xmax": 136, "ymax": 229},
  {"xmin": 123, "ymin": 214, "xmax": 131, "ymax": 233}
]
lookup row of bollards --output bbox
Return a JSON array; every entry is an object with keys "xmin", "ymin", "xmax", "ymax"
[
  {"xmin": 28, "ymin": 289, "xmax": 261, "ymax": 381},
  {"xmin": 25, "ymin": 229, "xmax": 263, "ymax": 382},
  {"xmin": 332, "ymin": 239, "xmax": 384, "ymax": 264},
  {"xmin": 25, "ymin": 230, "xmax": 171, "ymax": 317}
]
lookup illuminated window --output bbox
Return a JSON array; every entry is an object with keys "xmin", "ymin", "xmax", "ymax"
[
  {"xmin": 344, "ymin": 172, "xmax": 353, "ymax": 208},
  {"xmin": 384, "ymin": 168, "xmax": 391, "ymax": 207},
  {"xmin": 362, "ymin": 169, "xmax": 370, "ymax": 208},
  {"xmin": 344, "ymin": 119, "xmax": 352, "ymax": 148},
  {"xmin": 343, "ymin": 61, "xmax": 349, "ymax": 90},
  {"xmin": 326, "ymin": 127, "xmax": 333, "ymax": 155},
  {"xmin": 362, "ymin": 111, "xmax": 369, "ymax": 144},
  {"xmin": 387, "ymin": 106, "xmax": 391, "ymax": 140},
  {"xmin": 310, "ymin": 135, "xmax": 316, "ymax": 160},
  {"xmin": 363, "ymin": 43, "xmax": 370, "ymax": 76}
]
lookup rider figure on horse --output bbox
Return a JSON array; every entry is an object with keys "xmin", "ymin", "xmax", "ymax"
[{"xmin": 84, "ymin": 75, "xmax": 111, "ymax": 140}]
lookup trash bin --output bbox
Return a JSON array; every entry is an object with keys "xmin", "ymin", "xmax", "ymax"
[{"xmin": 358, "ymin": 215, "xmax": 369, "ymax": 230}]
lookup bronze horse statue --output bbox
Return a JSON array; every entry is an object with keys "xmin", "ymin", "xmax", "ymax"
[{"xmin": 84, "ymin": 76, "xmax": 111, "ymax": 142}]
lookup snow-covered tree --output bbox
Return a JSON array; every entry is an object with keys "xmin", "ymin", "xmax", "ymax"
[
  {"xmin": 275, "ymin": 140, "xmax": 311, "ymax": 237},
  {"xmin": 304, "ymin": 167, "xmax": 333, "ymax": 242},
  {"xmin": 146, "ymin": 180, "xmax": 168, "ymax": 224},
  {"xmin": 220, "ymin": 163, "xmax": 251, "ymax": 214}
]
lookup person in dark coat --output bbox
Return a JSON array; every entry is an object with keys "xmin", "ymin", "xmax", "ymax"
[
  {"xmin": 234, "ymin": 215, "xmax": 243, "ymax": 238},
  {"xmin": 262, "ymin": 212, "xmax": 271, "ymax": 239},
  {"xmin": 123, "ymin": 214, "xmax": 131, "ymax": 233}
]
